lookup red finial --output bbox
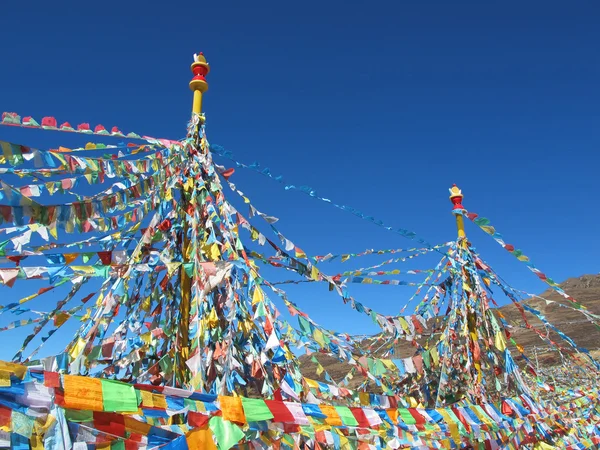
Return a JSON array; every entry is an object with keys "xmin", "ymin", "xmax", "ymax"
[
  {"xmin": 449, "ymin": 184, "xmax": 464, "ymax": 211},
  {"xmin": 190, "ymin": 52, "xmax": 210, "ymax": 93}
]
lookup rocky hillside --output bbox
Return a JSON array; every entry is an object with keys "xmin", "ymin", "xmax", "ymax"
[
  {"xmin": 499, "ymin": 274, "xmax": 600, "ymax": 365},
  {"xmin": 300, "ymin": 274, "xmax": 600, "ymax": 380}
]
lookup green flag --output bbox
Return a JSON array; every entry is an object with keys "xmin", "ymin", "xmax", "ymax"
[
  {"xmin": 241, "ymin": 397, "xmax": 274, "ymax": 422},
  {"xmin": 209, "ymin": 415, "xmax": 245, "ymax": 450},
  {"xmin": 110, "ymin": 441, "xmax": 125, "ymax": 450},
  {"xmin": 101, "ymin": 379, "xmax": 138, "ymax": 412},
  {"xmin": 398, "ymin": 409, "xmax": 417, "ymax": 425},
  {"xmin": 334, "ymin": 406, "xmax": 358, "ymax": 426}
]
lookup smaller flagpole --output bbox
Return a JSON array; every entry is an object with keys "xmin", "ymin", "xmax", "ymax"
[{"xmin": 449, "ymin": 184, "xmax": 466, "ymax": 242}]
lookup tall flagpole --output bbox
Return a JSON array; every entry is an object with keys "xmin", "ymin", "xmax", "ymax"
[{"xmin": 177, "ymin": 53, "xmax": 210, "ymax": 387}]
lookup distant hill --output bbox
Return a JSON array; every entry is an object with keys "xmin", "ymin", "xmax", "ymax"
[
  {"xmin": 499, "ymin": 274, "xmax": 600, "ymax": 365},
  {"xmin": 299, "ymin": 274, "xmax": 600, "ymax": 381}
]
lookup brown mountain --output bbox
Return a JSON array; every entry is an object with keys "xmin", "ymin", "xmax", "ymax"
[
  {"xmin": 299, "ymin": 274, "xmax": 600, "ymax": 381},
  {"xmin": 499, "ymin": 274, "xmax": 600, "ymax": 365}
]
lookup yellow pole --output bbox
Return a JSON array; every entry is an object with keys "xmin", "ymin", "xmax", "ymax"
[
  {"xmin": 456, "ymin": 213, "xmax": 466, "ymax": 240},
  {"xmin": 192, "ymin": 90, "xmax": 203, "ymax": 116},
  {"xmin": 177, "ymin": 53, "xmax": 210, "ymax": 387}
]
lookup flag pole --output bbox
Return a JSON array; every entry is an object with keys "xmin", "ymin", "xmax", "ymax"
[{"xmin": 177, "ymin": 53, "xmax": 210, "ymax": 387}]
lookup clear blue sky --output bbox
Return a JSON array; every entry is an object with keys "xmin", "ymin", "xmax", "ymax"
[{"xmin": 1, "ymin": 1, "xmax": 599, "ymax": 360}]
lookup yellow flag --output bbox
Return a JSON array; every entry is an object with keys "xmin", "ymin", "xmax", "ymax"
[
  {"xmin": 494, "ymin": 332, "xmax": 506, "ymax": 351},
  {"xmin": 382, "ymin": 359, "xmax": 397, "ymax": 370},
  {"xmin": 81, "ymin": 308, "xmax": 92, "ymax": 322},
  {"xmin": 51, "ymin": 153, "xmax": 67, "ymax": 167},
  {"xmin": 49, "ymin": 223, "xmax": 58, "ymax": 239},
  {"xmin": 140, "ymin": 390, "xmax": 154, "ymax": 407},
  {"xmin": 0, "ymin": 361, "xmax": 27, "ymax": 379},
  {"xmin": 305, "ymin": 378, "xmax": 319, "ymax": 388},
  {"xmin": 152, "ymin": 393, "xmax": 167, "ymax": 409},
  {"xmin": 54, "ymin": 312, "xmax": 70, "ymax": 327},
  {"xmin": 310, "ymin": 265, "xmax": 320, "ymax": 281},
  {"xmin": 166, "ymin": 262, "xmax": 181, "ymax": 276},
  {"xmin": 430, "ymin": 347, "xmax": 440, "ymax": 366},
  {"xmin": 252, "ymin": 287, "xmax": 264, "ymax": 305},
  {"xmin": 86, "ymin": 159, "xmax": 99, "ymax": 172},
  {"xmin": 337, "ymin": 431, "xmax": 350, "ymax": 450},
  {"xmin": 313, "ymin": 329, "xmax": 326, "ymax": 346},
  {"xmin": 71, "ymin": 266, "xmax": 95, "ymax": 275},
  {"xmin": 18, "ymin": 293, "xmax": 39, "ymax": 304},
  {"xmin": 69, "ymin": 337, "xmax": 87, "ymax": 359},
  {"xmin": 481, "ymin": 225, "xmax": 496, "ymax": 235},
  {"xmin": 0, "ymin": 371, "xmax": 11, "ymax": 387},
  {"xmin": 190, "ymin": 372, "xmax": 204, "ymax": 390},
  {"xmin": 437, "ymin": 409, "xmax": 460, "ymax": 443},
  {"xmin": 208, "ymin": 308, "xmax": 219, "ymax": 328},
  {"xmin": 397, "ymin": 317, "xmax": 410, "ymax": 333},
  {"xmin": 208, "ymin": 243, "xmax": 221, "ymax": 260},
  {"xmin": 359, "ymin": 392, "xmax": 370, "ymax": 406}
]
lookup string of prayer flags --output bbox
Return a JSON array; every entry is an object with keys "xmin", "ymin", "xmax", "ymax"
[{"xmin": 0, "ymin": 363, "xmax": 598, "ymax": 449}]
